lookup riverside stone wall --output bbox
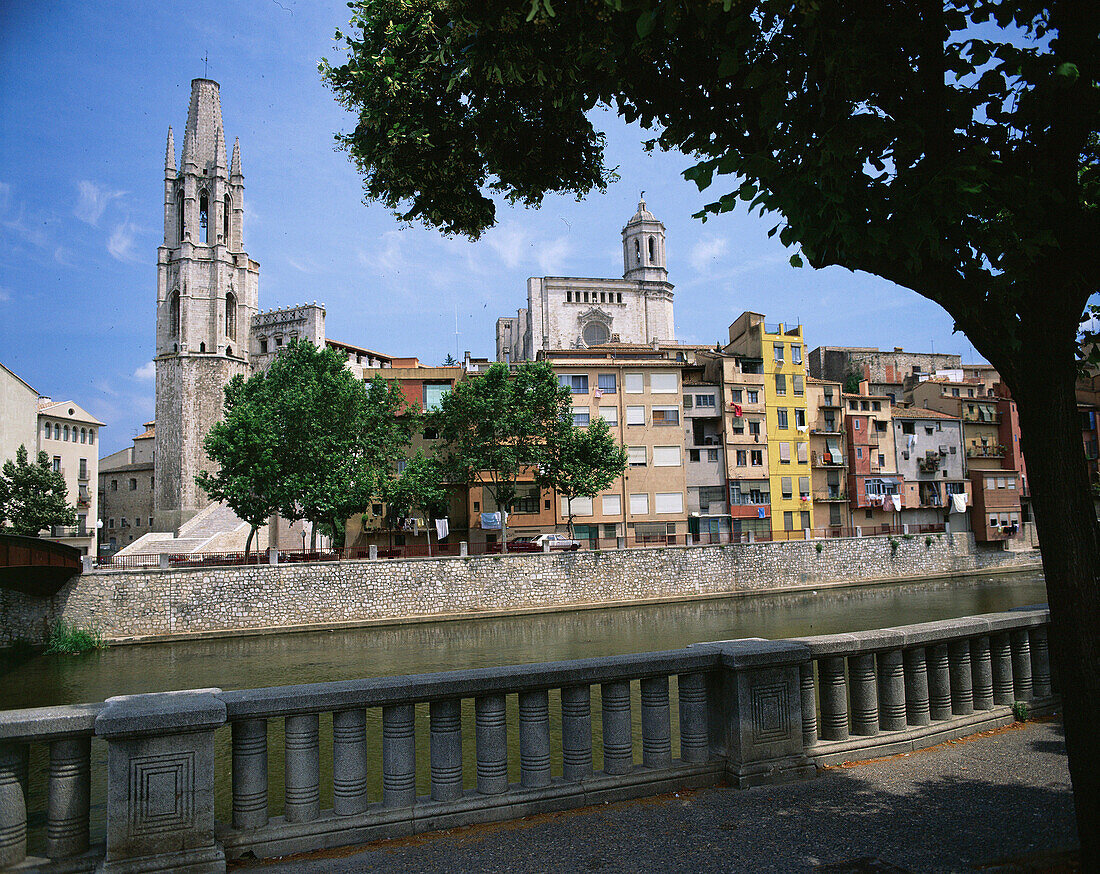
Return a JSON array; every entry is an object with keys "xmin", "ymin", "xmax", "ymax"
[{"xmin": 0, "ymin": 533, "xmax": 1041, "ymax": 647}]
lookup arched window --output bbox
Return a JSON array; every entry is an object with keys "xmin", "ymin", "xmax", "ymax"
[
  {"xmin": 64, "ymin": 425, "xmax": 69, "ymax": 441},
  {"xmin": 648, "ymin": 236, "xmax": 656, "ymax": 262},
  {"xmin": 199, "ymin": 341, "xmax": 206, "ymax": 353},
  {"xmin": 583, "ymin": 322, "xmax": 610, "ymax": 346},
  {"xmin": 43, "ymin": 422, "xmax": 50, "ymax": 440},
  {"xmin": 634, "ymin": 239, "xmax": 641, "ymax": 265},
  {"xmin": 225, "ymin": 292, "xmax": 237, "ymax": 340},
  {"xmin": 176, "ymin": 191, "xmax": 185, "ymax": 244},
  {"xmin": 199, "ymin": 190, "xmax": 209, "ymax": 243},
  {"xmin": 54, "ymin": 424, "xmax": 60, "ymax": 440},
  {"xmin": 81, "ymin": 428, "xmax": 87, "ymax": 443},
  {"xmin": 89, "ymin": 429, "xmax": 95, "ymax": 445},
  {"xmin": 223, "ymin": 194, "xmax": 231, "ymax": 244},
  {"xmin": 168, "ymin": 290, "xmax": 179, "ymax": 338},
  {"xmin": 226, "ymin": 345, "xmax": 233, "ymax": 357}
]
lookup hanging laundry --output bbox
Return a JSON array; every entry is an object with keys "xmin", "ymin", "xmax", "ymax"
[
  {"xmin": 733, "ymin": 404, "xmax": 743, "ymax": 418},
  {"xmin": 951, "ymin": 493, "xmax": 968, "ymax": 514},
  {"xmin": 435, "ymin": 517, "xmax": 449, "ymax": 540},
  {"xmin": 890, "ymin": 494, "xmax": 902, "ymax": 512},
  {"xmin": 481, "ymin": 512, "xmax": 501, "ymax": 530}
]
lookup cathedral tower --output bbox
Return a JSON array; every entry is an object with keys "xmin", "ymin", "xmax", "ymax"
[
  {"xmin": 154, "ymin": 79, "xmax": 259, "ymax": 530},
  {"xmin": 622, "ymin": 196, "xmax": 668, "ymax": 283}
]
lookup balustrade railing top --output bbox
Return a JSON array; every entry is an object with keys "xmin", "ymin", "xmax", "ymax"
[{"xmin": 0, "ymin": 608, "xmax": 1055, "ymax": 874}]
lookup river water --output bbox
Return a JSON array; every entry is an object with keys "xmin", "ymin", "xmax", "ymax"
[{"xmin": 0, "ymin": 569, "xmax": 1047, "ymax": 852}]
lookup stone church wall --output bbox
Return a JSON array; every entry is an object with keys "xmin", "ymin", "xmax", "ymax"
[{"xmin": 0, "ymin": 534, "xmax": 1040, "ymax": 647}]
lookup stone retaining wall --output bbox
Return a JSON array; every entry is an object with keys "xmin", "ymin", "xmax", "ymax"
[{"xmin": 0, "ymin": 534, "xmax": 1042, "ymax": 647}]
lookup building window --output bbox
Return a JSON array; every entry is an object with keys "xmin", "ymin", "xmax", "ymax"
[
  {"xmin": 79, "ymin": 459, "xmax": 88, "ymax": 479},
  {"xmin": 792, "ymin": 345, "xmax": 802, "ymax": 364},
  {"xmin": 736, "ymin": 450, "xmax": 747, "ymax": 465},
  {"xmin": 626, "ymin": 406, "xmax": 645, "ymax": 426},
  {"xmin": 43, "ymin": 421, "xmax": 50, "ymax": 439},
  {"xmin": 111, "ymin": 479, "xmax": 118, "ymax": 491},
  {"xmin": 902, "ymin": 422, "xmax": 915, "ymax": 434},
  {"xmin": 749, "ymin": 420, "xmax": 761, "ymax": 436},
  {"xmin": 170, "ymin": 291, "xmax": 180, "ymax": 338},
  {"xmin": 602, "ymin": 494, "xmax": 622, "ymax": 516},
  {"xmin": 628, "ymin": 446, "xmax": 647, "ymax": 466},
  {"xmin": 801, "ymin": 510, "xmax": 811, "ymax": 529},
  {"xmin": 849, "ymin": 400, "xmax": 858, "ymax": 410},
  {"xmin": 129, "ymin": 478, "xmax": 137, "ymax": 491},
  {"xmin": 648, "ymin": 236, "xmax": 656, "ymax": 262},
  {"xmin": 782, "ymin": 477, "xmax": 793, "ymax": 499},
  {"xmin": 81, "ymin": 428, "xmax": 87, "ymax": 443},
  {"xmin": 583, "ymin": 322, "xmax": 610, "ymax": 345},
  {"xmin": 572, "ymin": 407, "xmax": 590, "ymax": 427},
  {"xmin": 625, "ymin": 373, "xmax": 645, "ymax": 393},
  {"xmin": 629, "ymin": 493, "xmax": 649, "ymax": 515},
  {"xmin": 223, "ymin": 194, "xmax": 231, "ymax": 242},
  {"xmin": 747, "ymin": 390, "xmax": 759, "ymax": 404},
  {"xmin": 854, "ymin": 419, "xmax": 861, "ymax": 430},
  {"xmin": 707, "ymin": 448, "xmax": 719, "ymax": 462},
  {"xmin": 793, "ymin": 375, "xmax": 804, "ymax": 396},
  {"xmin": 857, "ymin": 447, "xmax": 863, "ymax": 459},
  {"xmin": 653, "ymin": 446, "xmax": 681, "ymax": 467},
  {"xmin": 775, "ymin": 374, "xmax": 786, "ymax": 395},
  {"xmin": 108, "ymin": 518, "xmax": 115, "ymax": 529},
  {"xmin": 199, "ymin": 190, "xmax": 210, "ymax": 243},
  {"xmin": 774, "ymin": 344, "xmax": 784, "ymax": 362},
  {"xmin": 799, "ymin": 476, "xmax": 811, "ymax": 498},
  {"xmin": 688, "ymin": 449, "xmax": 700, "ymax": 462},
  {"xmin": 730, "ymin": 389, "xmax": 743, "ymax": 404},
  {"xmin": 751, "ymin": 450, "xmax": 763, "ymax": 466},
  {"xmin": 784, "ymin": 511, "xmax": 794, "ymax": 531},
  {"xmin": 226, "ymin": 292, "xmax": 237, "ymax": 340},
  {"xmin": 89, "ymin": 429, "xmax": 94, "ymax": 445},
  {"xmin": 53, "ymin": 456, "xmax": 61, "ymax": 473},
  {"xmin": 777, "ymin": 409, "xmax": 789, "ymax": 429},
  {"xmin": 424, "ymin": 383, "xmax": 449, "ymax": 410},
  {"xmin": 63, "ymin": 425, "xmax": 69, "ymax": 441},
  {"xmin": 794, "ymin": 409, "xmax": 806, "ymax": 428},
  {"xmin": 598, "ymin": 373, "xmax": 617, "ymax": 394},
  {"xmin": 560, "ymin": 374, "xmax": 589, "ymax": 394},
  {"xmin": 695, "ymin": 394, "xmax": 716, "ymax": 408},
  {"xmin": 779, "ymin": 442, "xmax": 791, "ymax": 463},
  {"xmin": 652, "ymin": 406, "xmax": 679, "ymax": 426},
  {"xmin": 655, "ymin": 492, "xmax": 683, "ymax": 514},
  {"xmin": 176, "ymin": 190, "xmax": 185, "ymax": 243},
  {"xmin": 650, "ymin": 372, "xmax": 678, "ymax": 394},
  {"xmin": 259, "ymin": 337, "xmax": 268, "ymax": 354},
  {"xmin": 598, "ymin": 406, "xmax": 618, "ymax": 425}
]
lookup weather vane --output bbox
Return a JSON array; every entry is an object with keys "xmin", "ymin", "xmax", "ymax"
[
  {"xmin": 202, "ymin": 52, "xmax": 209, "ymax": 78},
  {"xmin": 640, "ymin": 189, "xmax": 645, "ymax": 201}
]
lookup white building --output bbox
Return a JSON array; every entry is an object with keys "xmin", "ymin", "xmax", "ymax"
[{"xmin": 496, "ymin": 199, "xmax": 676, "ymax": 362}]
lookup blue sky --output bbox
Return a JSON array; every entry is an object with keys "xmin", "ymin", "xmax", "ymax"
[{"xmin": 1, "ymin": 1, "xmax": 980, "ymax": 456}]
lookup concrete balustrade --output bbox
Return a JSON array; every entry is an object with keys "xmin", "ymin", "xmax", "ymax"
[{"xmin": 0, "ymin": 609, "xmax": 1056, "ymax": 872}]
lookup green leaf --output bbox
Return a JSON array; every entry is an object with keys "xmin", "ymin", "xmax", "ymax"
[
  {"xmin": 637, "ymin": 9, "xmax": 657, "ymax": 38},
  {"xmin": 789, "ymin": 253, "xmax": 803, "ymax": 268}
]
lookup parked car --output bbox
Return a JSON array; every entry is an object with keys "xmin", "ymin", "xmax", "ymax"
[{"xmin": 486, "ymin": 534, "xmax": 582, "ymax": 553}]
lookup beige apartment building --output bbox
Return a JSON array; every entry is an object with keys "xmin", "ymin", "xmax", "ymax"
[
  {"xmin": 700, "ymin": 351, "xmax": 770, "ymax": 540},
  {"xmin": 911, "ymin": 379, "xmax": 1005, "ymax": 469},
  {"xmin": 542, "ymin": 346, "xmax": 702, "ymax": 545},
  {"xmin": 99, "ymin": 423, "xmax": 156, "ymax": 555},
  {"xmin": 806, "ymin": 378, "xmax": 850, "ymax": 531},
  {"xmin": 36, "ymin": 400, "xmax": 104, "ymax": 555}
]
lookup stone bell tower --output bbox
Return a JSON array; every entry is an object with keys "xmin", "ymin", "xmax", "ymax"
[{"xmin": 153, "ymin": 79, "xmax": 260, "ymax": 531}]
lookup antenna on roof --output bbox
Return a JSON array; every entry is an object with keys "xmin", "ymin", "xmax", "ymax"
[{"xmin": 202, "ymin": 51, "xmax": 209, "ymax": 78}]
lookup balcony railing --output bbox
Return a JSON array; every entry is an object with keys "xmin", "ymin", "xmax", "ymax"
[
  {"xmin": 49, "ymin": 525, "xmax": 87, "ymax": 538},
  {"xmin": 0, "ymin": 609, "xmax": 1054, "ymax": 871},
  {"xmin": 811, "ymin": 450, "xmax": 845, "ymax": 468},
  {"xmin": 966, "ymin": 445, "xmax": 1006, "ymax": 458},
  {"xmin": 812, "ymin": 489, "xmax": 848, "ymax": 502}
]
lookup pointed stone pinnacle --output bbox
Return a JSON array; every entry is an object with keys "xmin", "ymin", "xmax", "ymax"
[
  {"xmin": 165, "ymin": 126, "xmax": 176, "ymax": 173},
  {"xmin": 231, "ymin": 137, "xmax": 242, "ymax": 178}
]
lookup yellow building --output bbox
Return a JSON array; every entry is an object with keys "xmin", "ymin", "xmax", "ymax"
[{"xmin": 725, "ymin": 313, "xmax": 813, "ymax": 538}]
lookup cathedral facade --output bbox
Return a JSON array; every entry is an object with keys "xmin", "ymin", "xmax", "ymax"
[{"xmin": 495, "ymin": 199, "xmax": 676, "ymax": 362}]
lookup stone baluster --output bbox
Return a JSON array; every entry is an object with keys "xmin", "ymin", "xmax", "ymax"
[
  {"xmin": 990, "ymin": 632, "xmax": 1014, "ymax": 705},
  {"xmin": 600, "ymin": 680, "xmax": 633, "ymax": 775},
  {"xmin": 429, "ymin": 699, "xmax": 463, "ymax": 802},
  {"xmin": 1029, "ymin": 626, "xmax": 1052, "ymax": 698},
  {"xmin": 232, "ymin": 719, "xmax": 268, "ymax": 829},
  {"xmin": 947, "ymin": 640, "xmax": 974, "ymax": 715},
  {"xmin": 284, "ymin": 714, "xmax": 320, "ymax": 823},
  {"xmin": 848, "ymin": 654, "xmax": 879, "ymax": 736},
  {"xmin": 902, "ymin": 647, "xmax": 930, "ymax": 726},
  {"xmin": 678, "ymin": 673, "xmax": 710, "ymax": 762},
  {"xmin": 876, "ymin": 650, "xmax": 906, "ymax": 732},
  {"xmin": 797, "ymin": 663, "xmax": 817, "ymax": 749},
  {"xmin": 0, "ymin": 743, "xmax": 27, "ymax": 868},
  {"xmin": 927, "ymin": 643, "xmax": 953, "ymax": 721},
  {"xmin": 970, "ymin": 636, "xmax": 994, "ymax": 711},
  {"xmin": 475, "ymin": 694, "xmax": 508, "ymax": 795},
  {"xmin": 46, "ymin": 736, "xmax": 90, "ymax": 859},
  {"xmin": 640, "ymin": 676, "xmax": 671, "ymax": 769},
  {"xmin": 818, "ymin": 657, "xmax": 849, "ymax": 741},
  {"xmin": 560, "ymin": 685, "xmax": 593, "ymax": 780},
  {"xmin": 382, "ymin": 704, "xmax": 416, "ymax": 807},
  {"xmin": 332, "ymin": 709, "xmax": 369, "ymax": 816},
  {"xmin": 1010, "ymin": 629, "xmax": 1033, "ymax": 700},
  {"xmin": 518, "ymin": 691, "xmax": 551, "ymax": 789}
]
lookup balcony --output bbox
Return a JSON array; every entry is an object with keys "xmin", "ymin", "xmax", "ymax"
[
  {"xmin": 810, "ymin": 426, "xmax": 842, "ymax": 436},
  {"xmin": 51, "ymin": 525, "xmax": 88, "ymax": 538},
  {"xmin": 813, "ymin": 489, "xmax": 848, "ymax": 502},
  {"xmin": 729, "ymin": 504, "xmax": 771, "ymax": 519},
  {"xmin": 967, "ymin": 445, "xmax": 1006, "ymax": 458},
  {"xmin": 811, "ymin": 450, "xmax": 845, "ymax": 468}
]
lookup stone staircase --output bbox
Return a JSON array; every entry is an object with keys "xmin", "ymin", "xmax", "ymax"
[{"xmin": 115, "ymin": 502, "xmax": 262, "ymax": 557}]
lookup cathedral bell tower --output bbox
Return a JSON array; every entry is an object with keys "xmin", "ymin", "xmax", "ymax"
[
  {"xmin": 622, "ymin": 196, "xmax": 668, "ymax": 283},
  {"xmin": 154, "ymin": 79, "xmax": 259, "ymax": 531}
]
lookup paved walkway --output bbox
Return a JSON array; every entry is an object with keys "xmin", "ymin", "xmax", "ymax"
[{"xmin": 234, "ymin": 719, "xmax": 1078, "ymax": 873}]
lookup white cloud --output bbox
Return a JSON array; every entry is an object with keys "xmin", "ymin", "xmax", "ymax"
[
  {"xmin": 536, "ymin": 237, "xmax": 572, "ymax": 275},
  {"xmin": 74, "ymin": 180, "xmax": 126, "ymax": 226},
  {"xmin": 485, "ymin": 223, "xmax": 529, "ymax": 269},
  {"xmin": 689, "ymin": 235, "xmax": 729, "ymax": 273},
  {"xmin": 133, "ymin": 361, "xmax": 156, "ymax": 381},
  {"xmin": 107, "ymin": 221, "xmax": 142, "ymax": 262}
]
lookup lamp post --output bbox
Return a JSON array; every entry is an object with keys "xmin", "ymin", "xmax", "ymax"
[{"xmin": 301, "ymin": 529, "xmax": 307, "ymax": 556}]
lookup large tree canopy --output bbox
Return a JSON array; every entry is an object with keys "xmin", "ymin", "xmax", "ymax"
[
  {"xmin": 0, "ymin": 445, "xmax": 77, "ymax": 537},
  {"xmin": 324, "ymin": 0, "xmax": 1099, "ymax": 859}
]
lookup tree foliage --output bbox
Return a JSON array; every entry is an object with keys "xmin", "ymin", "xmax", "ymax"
[
  {"xmin": 196, "ymin": 372, "xmax": 282, "ymax": 557},
  {"xmin": 0, "ymin": 445, "xmax": 77, "ymax": 536},
  {"xmin": 324, "ymin": 1, "xmax": 1099, "ymax": 856},
  {"xmin": 540, "ymin": 416, "xmax": 627, "ymax": 538},
  {"xmin": 431, "ymin": 361, "xmax": 570, "ymax": 549}
]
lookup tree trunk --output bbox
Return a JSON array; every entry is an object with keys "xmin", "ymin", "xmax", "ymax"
[
  {"xmin": 1011, "ymin": 350, "xmax": 1100, "ymax": 867},
  {"xmin": 566, "ymin": 496, "xmax": 574, "ymax": 540},
  {"xmin": 500, "ymin": 505, "xmax": 509, "ymax": 554},
  {"xmin": 309, "ymin": 522, "xmax": 317, "ymax": 552},
  {"xmin": 244, "ymin": 525, "xmax": 256, "ymax": 561}
]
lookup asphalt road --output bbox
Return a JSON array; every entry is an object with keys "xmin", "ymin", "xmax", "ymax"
[{"xmin": 234, "ymin": 718, "xmax": 1078, "ymax": 873}]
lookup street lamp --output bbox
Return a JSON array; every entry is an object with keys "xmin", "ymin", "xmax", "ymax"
[{"xmin": 301, "ymin": 529, "xmax": 307, "ymax": 555}]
